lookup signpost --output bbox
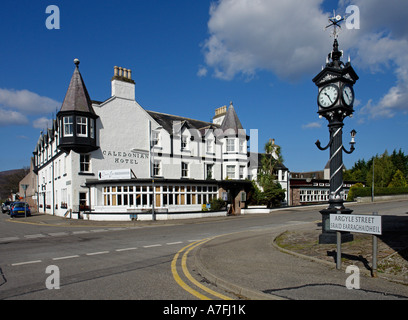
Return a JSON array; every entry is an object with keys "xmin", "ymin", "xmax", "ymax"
[
  {"xmin": 329, "ymin": 213, "xmax": 382, "ymax": 235},
  {"xmin": 329, "ymin": 212, "xmax": 382, "ymax": 276}
]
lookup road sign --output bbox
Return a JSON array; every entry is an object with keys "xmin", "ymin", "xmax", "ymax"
[{"xmin": 330, "ymin": 214, "xmax": 382, "ymax": 235}]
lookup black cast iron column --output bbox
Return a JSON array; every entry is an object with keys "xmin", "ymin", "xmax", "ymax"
[{"xmin": 318, "ymin": 117, "xmax": 354, "ymax": 244}]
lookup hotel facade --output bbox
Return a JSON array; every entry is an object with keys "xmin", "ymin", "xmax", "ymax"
[{"xmin": 32, "ymin": 60, "xmax": 289, "ymax": 221}]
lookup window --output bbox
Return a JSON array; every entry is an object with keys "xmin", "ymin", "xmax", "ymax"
[
  {"xmin": 206, "ymin": 164, "xmax": 214, "ymax": 179},
  {"xmin": 76, "ymin": 117, "xmax": 88, "ymax": 137},
  {"xmin": 226, "ymin": 165, "xmax": 235, "ymax": 179},
  {"xmin": 226, "ymin": 139, "xmax": 235, "ymax": 152},
  {"xmin": 90, "ymin": 118, "xmax": 95, "ymax": 139},
  {"xmin": 79, "ymin": 192, "xmax": 87, "ymax": 210},
  {"xmin": 206, "ymin": 139, "xmax": 213, "ymax": 153},
  {"xmin": 80, "ymin": 154, "xmax": 90, "ymax": 172},
  {"xmin": 63, "ymin": 116, "xmax": 73, "ymax": 136},
  {"xmin": 152, "ymin": 131, "xmax": 160, "ymax": 146},
  {"xmin": 153, "ymin": 161, "xmax": 161, "ymax": 176},
  {"xmin": 181, "ymin": 162, "xmax": 189, "ymax": 177},
  {"xmin": 181, "ymin": 136, "xmax": 188, "ymax": 150},
  {"xmin": 239, "ymin": 139, "xmax": 245, "ymax": 153},
  {"xmin": 239, "ymin": 166, "xmax": 246, "ymax": 179},
  {"xmin": 102, "ymin": 184, "xmax": 218, "ymax": 208}
]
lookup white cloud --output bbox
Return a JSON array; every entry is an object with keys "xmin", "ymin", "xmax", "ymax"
[
  {"xmin": 0, "ymin": 88, "xmax": 60, "ymax": 127},
  {"xmin": 201, "ymin": 0, "xmax": 408, "ymax": 119},
  {"xmin": 0, "ymin": 109, "xmax": 29, "ymax": 126},
  {"xmin": 197, "ymin": 66, "xmax": 208, "ymax": 77},
  {"xmin": 202, "ymin": 0, "xmax": 328, "ymax": 81},
  {"xmin": 302, "ymin": 122, "xmax": 322, "ymax": 129},
  {"xmin": 0, "ymin": 88, "xmax": 60, "ymax": 114},
  {"xmin": 33, "ymin": 117, "xmax": 53, "ymax": 129}
]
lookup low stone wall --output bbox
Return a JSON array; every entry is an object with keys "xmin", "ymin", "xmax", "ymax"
[{"xmin": 356, "ymin": 194, "xmax": 408, "ymax": 203}]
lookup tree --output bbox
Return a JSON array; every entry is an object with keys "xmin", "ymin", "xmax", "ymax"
[
  {"xmin": 255, "ymin": 140, "xmax": 286, "ymax": 208},
  {"xmin": 388, "ymin": 169, "xmax": 407, "ymax": 188},
  {"xmin": 257, "ymin": 140, "xmax": 283, "ymax": 188},
  {"xmin": 366, "ymin": 151, "xmax": 395, "ymax": 188},
  {"xmin": 0, "ymin": 168, "xmax": 30, "ymax": 200}
]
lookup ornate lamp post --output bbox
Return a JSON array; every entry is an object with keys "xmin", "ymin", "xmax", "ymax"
[{"xmin": 313, "ymin": 14, "xmax": 359, "ymax": 244}]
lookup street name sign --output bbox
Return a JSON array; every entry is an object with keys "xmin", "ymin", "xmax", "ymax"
[{"xmin": 329, "ymin": 214, "xmax": 382, "ymax": 235}]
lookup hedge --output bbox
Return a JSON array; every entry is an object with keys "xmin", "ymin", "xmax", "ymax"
[{"xmin": 347, "ymin": 186, "xmax": 408, "ymax": 201}]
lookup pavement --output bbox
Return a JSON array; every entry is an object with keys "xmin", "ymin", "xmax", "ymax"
[
  {"xmin": 193, "ymin": 222, "xmax": 408, "ymax": 300},
  {"xmin": 6, "ymin": 212, "xmax": 408, "ymax": 300}
]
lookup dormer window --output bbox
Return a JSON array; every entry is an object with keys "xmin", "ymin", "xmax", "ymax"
[{"xmin": 181, "ymin": 135, "xmax": 188, "ymax": 151}]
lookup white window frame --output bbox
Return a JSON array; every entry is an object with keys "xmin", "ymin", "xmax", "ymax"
[
  {"xmin": 80, "ymin": 154, "xmax": 91, "ymax": 172},
  {"xmin": 181, "ymin": 135, "xmax": 188, "ymax": 151},
  {"xmin": 206, "ymin": 164, "xmax": 214, "ymax": 179},
  {"xmin": 239, "ymin": 165, "xmax": 246, "ymax": 179},
  {"xmin": 90, "ymin": 118, "xmax": 95, "ymax": 139},
  {"xmin": 226, "ymin": 165, "xmax": 235, "ymax": 179},
  {"xmin": 63, "ymin": 116, "xmax": 73, "ymax": 137},
  {"xmin": 153, "ymin": 161, "xmax": 161, "ymax": 177},
  {"xmin": 206, "ymin": 139, "xmax": 213, "ymax": 153},
  {"xmin": 76, "ymin": 116, "xmax": 88, "ymax": 137},
  {"xmin": 152, "ymin": 131, "xmax": 160, "ymax": 147},
  {"xmin": 181, "ymin": 162, "xmax": 189, "ymax": 178},
  {"xmin": 239, "ymin": 139, "xmax": 245, "ymax": 153},
  {"xmin": 226, "ymin": 139, "xmax": 235, "ymax": 152}
]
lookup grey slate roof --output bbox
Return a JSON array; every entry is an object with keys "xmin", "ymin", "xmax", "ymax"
[
  {"xmin": 220, "ymin": 103, "xmax": 243, "ymax": 134},
  {"xmin": 59, "ymin": 60, "xmax": 95, "ymax": 115},
  {"xmin": 146, "ymin": 110, "xmax": 220, "ymax": 134}
]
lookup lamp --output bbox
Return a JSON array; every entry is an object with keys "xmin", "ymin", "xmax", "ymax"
[{"xmin": 350, "ymin": 129, "xmax": 357, "ymax": 144}]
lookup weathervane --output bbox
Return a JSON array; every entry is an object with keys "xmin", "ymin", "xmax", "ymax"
[{"xmin": 325, "ymin": 10, "xmax": 346, "ymax": 39}]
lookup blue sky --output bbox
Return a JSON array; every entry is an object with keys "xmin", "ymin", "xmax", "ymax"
[{"xmin": 0, "ymin": 0, "xmax": 407, "ymax": 173}]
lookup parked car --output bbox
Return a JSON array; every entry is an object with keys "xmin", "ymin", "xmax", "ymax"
[
  {"xmin": 2, "ymin": 201, "xmax": 11, "ymax": 214},
  {"xmin": 9, "ymin": 202, "xmax": 31, "ymax": 217}
]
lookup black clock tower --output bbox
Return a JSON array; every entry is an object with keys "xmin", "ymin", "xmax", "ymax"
[{"xmin": 313, "ymin": 38, "xmax": 359, "ymax": 244}]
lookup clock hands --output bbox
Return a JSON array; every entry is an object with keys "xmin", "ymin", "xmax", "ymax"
[{"xmin": 324, "ymin": 92, "xmax": 333, "ymax": 103}]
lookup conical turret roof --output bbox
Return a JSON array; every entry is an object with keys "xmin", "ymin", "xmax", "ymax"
[
  {"xmin": 59, "ymin": 59, "xmax": 95, "ymax": 115},
  {"xmin": 220, "ymin": 102, "xmax": 243, "ymax": 134}
]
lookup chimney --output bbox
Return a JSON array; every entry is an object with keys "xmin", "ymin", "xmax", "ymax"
[
  {"xmin": 111, "ymin": 65, "xmax": 135, "ymax": 100},
  {"xmin": 212, "ymin": 105, "xmax": 227, "ymax": 125}
]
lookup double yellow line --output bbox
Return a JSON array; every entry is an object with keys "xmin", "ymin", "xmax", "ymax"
[{"xmin": 171, "ymin": 238, "xmax": 232, "ymax": 300}]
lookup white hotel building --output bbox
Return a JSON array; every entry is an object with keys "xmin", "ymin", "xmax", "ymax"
[{"xmin": 32, "ymin": 60, "xmax": 288, "ymax": 221}]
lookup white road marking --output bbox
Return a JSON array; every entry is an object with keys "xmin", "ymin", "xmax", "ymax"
[
  {"xmin": 48, "ymin": 232, "xmax": 69, "ymax": 237},
  {"xmin": 143, "ymin": 244, "xmax": 162, "ymax": 248},
  {"xmin": 12, "ymin": 260, "xmax": 42, "ymax": 266},
  {"xmin": 24, "ymin": 234, "xmax": 46, "ymax": 239},
  {"xmin": 115, "ymin": 247, "xmax": 138, "ymax": 252},
  {"xmin": 53, "ymin": 255, "xmax": 80, "ymax": 261},
  {"xmin": 0, "ymin": 236, "xmax": 20, "ymax": 242},
  {"xmin": 166, "ymin": 241, "xmax": 183, "ymax": 245},
  {"xmin": 86, "ymin": 251, "xmax": 110, "ymax": 256},
  {"xmin": 72, "ymin": 230, "xmax": 90, "ymax": 234}
]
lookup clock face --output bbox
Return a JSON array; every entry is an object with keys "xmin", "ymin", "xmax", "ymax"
[
  {"xmin": 318, "ymin": 84, "xmax": 339, "ymax": 108},
  {"xmin": 342, "ymin": 85, "xmax": 354, "ymax": 106}
]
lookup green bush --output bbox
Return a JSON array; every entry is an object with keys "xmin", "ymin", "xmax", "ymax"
[{"xmin": 347, "ymin": 186, "xmax": 408, "ymax": 201}]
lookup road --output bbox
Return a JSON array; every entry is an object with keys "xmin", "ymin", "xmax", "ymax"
[{"xmin": 0, "ymin": 200, "xmax": 406, "ymax": 302}]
